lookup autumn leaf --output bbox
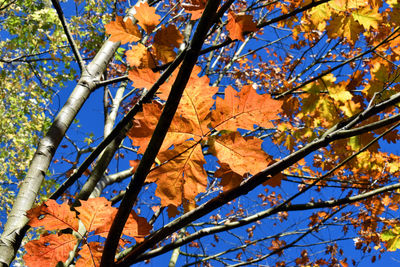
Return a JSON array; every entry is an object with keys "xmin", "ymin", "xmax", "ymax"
[
  {"xmin": 92, "ymin": 206, "xmax": 152, "ymax": 243},
  {"xmin": 226, "ymin": 11, "xmax": 258, "ymax": 41},
  {"xmin": 128, "ymin": 67, "xmax": 160, "ymax": 89},
  {"xmin": 352, "ymin": 7, "xmax": 382, "ymax": 30},
  {"xmin": 182, "ymin": 0, "xmax": 207, "ymax": 20},
  {"xmin": 76, "ymin": 242, "xmax": 103, "ymax": 267},
  {"xmin": 75, "ymin": 197, "xmax": 115, "ymax": 233},
  {"xmin": 215, "ymin": 161, "xmax": 244, "ymax": 191},
  {"xmin": 211, "ymin": 85, "xmax": 282, "ymax": 131},
  {"xmin": 326, "ymin": 14, "xmax": 363, "ymax": 44},
  {"xmin": 23, "ymin": 233, "xmax": 77, "ymax": 267},
  {"xmin": 128, "ymin": 68, "xmax": 217, "ymax": 154},
  {"xmin": 105, "ymin": 16, "xmax": 141, "ymax": 44},
  {"xmin": 209, "ymin": 132, "xmax": 272, "ymax": 176},
  {"xmin": 133, "ymin": 2, "xmax": 161, "ymax": 33},
  {"xmin": 127, "ymin": 101, "xmax": 194, "ymax": 154},
  {"xmin": 121, "ymin": 211, "xmax": 153, "ymax": 242},
  {"xmin": 154, "ymin": 25, "xmax": 184, "ymax": 63},
  {"xmin": 27, "ymin": 199, "xmax": 79, "ymax": 232},
  {"xmin": 262, "ymin": 160, "xmax": 284, "ymax": 187},
  {"xmin": 381, "ymin": 226, "xmax": 400, "ymax": 251},
  {"xmin": 126, "ymin": 43, "xmax": 156, "ymax": 69},
  {"xmin": 146, "ymin": 141, "xmax": 208, "ymax": 213}
]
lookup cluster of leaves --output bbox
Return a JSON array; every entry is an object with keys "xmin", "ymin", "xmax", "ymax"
[
  {"xmin": 24, "ymin": 198, "xmax": 151, "ymax": 266},
  {"xmin": 5, "ymin": 0, "xmax": 400, "ymax": 266}
]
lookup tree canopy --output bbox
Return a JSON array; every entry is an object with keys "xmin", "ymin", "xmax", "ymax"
[{"xmin": 2, "ymin": 0, "xmax": 400, "ymax": 266}]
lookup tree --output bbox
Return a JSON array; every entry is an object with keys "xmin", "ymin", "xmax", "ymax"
[{"xmin": 1, "ymin": 0, "xmax": 400, "ymax": 266}]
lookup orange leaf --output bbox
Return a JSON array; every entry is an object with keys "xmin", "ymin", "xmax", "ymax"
[
  {"xmin": 95, "ymin": 210, "xmax": 152, "ymax": 243},
  {"xmin": 23, "ymin": 233, "xmax": 77, "ymax": 267},
  {"xmin": 211, "ymin": 85, "xmax": 282, "ymax": 131},
  {"xmin": 127, "ymin": 101, "xmax": 193, "ymax": 154},
  {"xmin": 105, "ymin": 16, "xmax": 141, "ymax": 44},
  {"xmin": 158, "ymin": 65, "xmax": 218, "ymax": 136},
  {"xmin": 146, "ymin": 141, "xmax": 208, "ymax": 213},
  {"xmin": 133, "ymin": 2, "xmax": 161, "ymax": 33},
  {"xmin": 262, "ymin": 160, "xmax": 284, "ymax": 187},
  {"xmin": 76, "ymin": 197, "xmax": 115, "ymax": 233},
  {"xmin": 128, "ymin": 67, "xmax": 160, "ymax": 89},
  {"xmin": 226, "ymin": 11, "xmax": 258, "ymax": 41},
  {"xmin": 215, "ymin": 161, "xmax": 244, "ymax": 191},
  {"xmin": 76, "ymin": 242, "xmax": 103, "ymax": 267},
  {"xmin": 122, "ymin": 211, "xmax": 153, "ymax": 242},
  {"xmin": 182, "ymin": 0, "xmax": 207, "ymax": 20},
  {"xmin": 27, "ymin": 199, "xmax": 79, "ymax": 232},
  {"xmin": 154, "ymin": 25, "xmax": 184, "ymax": 63},
  {"xmin": 209, "ymin": 132, "xmax": 272, "ymax": 176},
  {"xmin": 126, "ymin": 44, "xmax": 156, "ymax": 69}
]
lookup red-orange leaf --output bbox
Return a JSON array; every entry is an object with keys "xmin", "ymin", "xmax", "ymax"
[
  {"xmin": 122, "ymin": 211, "xmax": 153, "ymax": 242},
  {"xmin": 226, "ymin": 11, "xmax": 258, "ymax": 41},
  {"xmin": 146, "ymin": 141, "xmax": 208, "ymax": 213},
  {"xmin": 105, "ymin": 16, "xmax": 141, "ymax": 44},
  {"xmin": 128, "ymin": 67, "xmax": 160, "ymax": 89},
  {"xmin": 95, "ymin": 209, "xmax": 152, "ymax": 243},
  {"xmin": 27, "ymin": 199, "xmax": 79, "ymax": 232},
  {"xmin": 182, "ymin": 0, "xmax": 207, "ymax": 20},
  {"xmin": 211, "ymin": 85, "xmax": 282, "ymax": 131},
  {"xmin": 76, "ymin": 197, "xmax": 115, "ymax": 233},
  {"xmin": 133, "ymin": 2, "xmax": 161, "ymax": 33},
  {"xmin": 23, "ymin": 233, "xmax": 77, "ymax": 267},
  {"xmin": 76, "ymin": 242, "xmax": 103, "ymax": 267},
  {"xmin": 127, "ymin": 101, "xmax": 193, "ymax": 154},
  {"xmin": 209, "ymin": 132, "xmax": 272, "ymax": 176}
]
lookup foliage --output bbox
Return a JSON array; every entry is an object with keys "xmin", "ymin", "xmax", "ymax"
[{"xmin": 2, "ymin": 0, "xmax": 400, "ymax": 266}]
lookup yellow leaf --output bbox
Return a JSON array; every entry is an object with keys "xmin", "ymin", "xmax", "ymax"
[{"xmin": 352, "ymin": 7, "xmax": 382, "ymax": 30}]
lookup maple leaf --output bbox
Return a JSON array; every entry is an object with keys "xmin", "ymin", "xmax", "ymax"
[
  {"xmin": 182, "ymin": 0, "xmax": 207, "ymax": 20},
  {"xmin": 209, "ymin": 132, "xmax": 272, "ymax": 176},
  {"xmin": 226, "ymin": 11, "xmax": 258, "ymax": 41},
  {"xmin": 262, "ymin": 160, "xmax": 284, "ymax": 187},
  {"xmin": 352, "ymin": 7, "xmax": 382, "ymax": 30},
  {"xmin": 126, "ymin": 43, "xmax": 156, "ymax": 69},
  {"xmin": 76, "ymin": 242, "xmax": 103, "ymax": 267},
  {"xmin": 128, "ymin": 68, "xmax": 217, "ymax": 154},
  {"xmin": 215, "ymin": 161, "xmax": 244, "ymax": 191},
  {"xmin": 326, "ymin": 15, "xmax": 363, "ymax": 44},
  {"xmin": 128, "ymin": 67, "xmax": 160, "ymax": 89},
  {"xmin": 154, "ymin": 25, "xmax": 184, "ymax": 63},
  {"xmin": 92, "ymin": 206, "xmax": 152, "ymax": 243},
  {"xmin": 121, "ymin": 210, "xmax": 153, "ymax": 242},
  {"xmin": 75, "ymin": 197, "xmax": 115, "ymax": 233},
  {"xmin": 211, "ymin": 85, "xmax": 282, "ymax": 131},
  {"xmin": 27, "ymin": 199, "xmax": 79, "ymax": 232},
  {"xmin": 127, "ymin": 101, "xmax": 194, "ymax": 154},
  {"xmin": 133, "ymin": 2, "xmax": 161, "ymax": 33},
  {"xmin": 23, "ymin": 233, "xmax": 77, "ymax": 267},
  {"xmin": 105, "ymin": 16, "xmax": 141, "ymax": 44},
  {"xmin": 146, "ymin": 141, "xmax": 208, "ymax": 213}
]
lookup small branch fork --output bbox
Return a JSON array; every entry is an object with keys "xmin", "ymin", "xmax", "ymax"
[{"xmin": 50, "ymin": 0, "xmax": 86, "ymax": 72}]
